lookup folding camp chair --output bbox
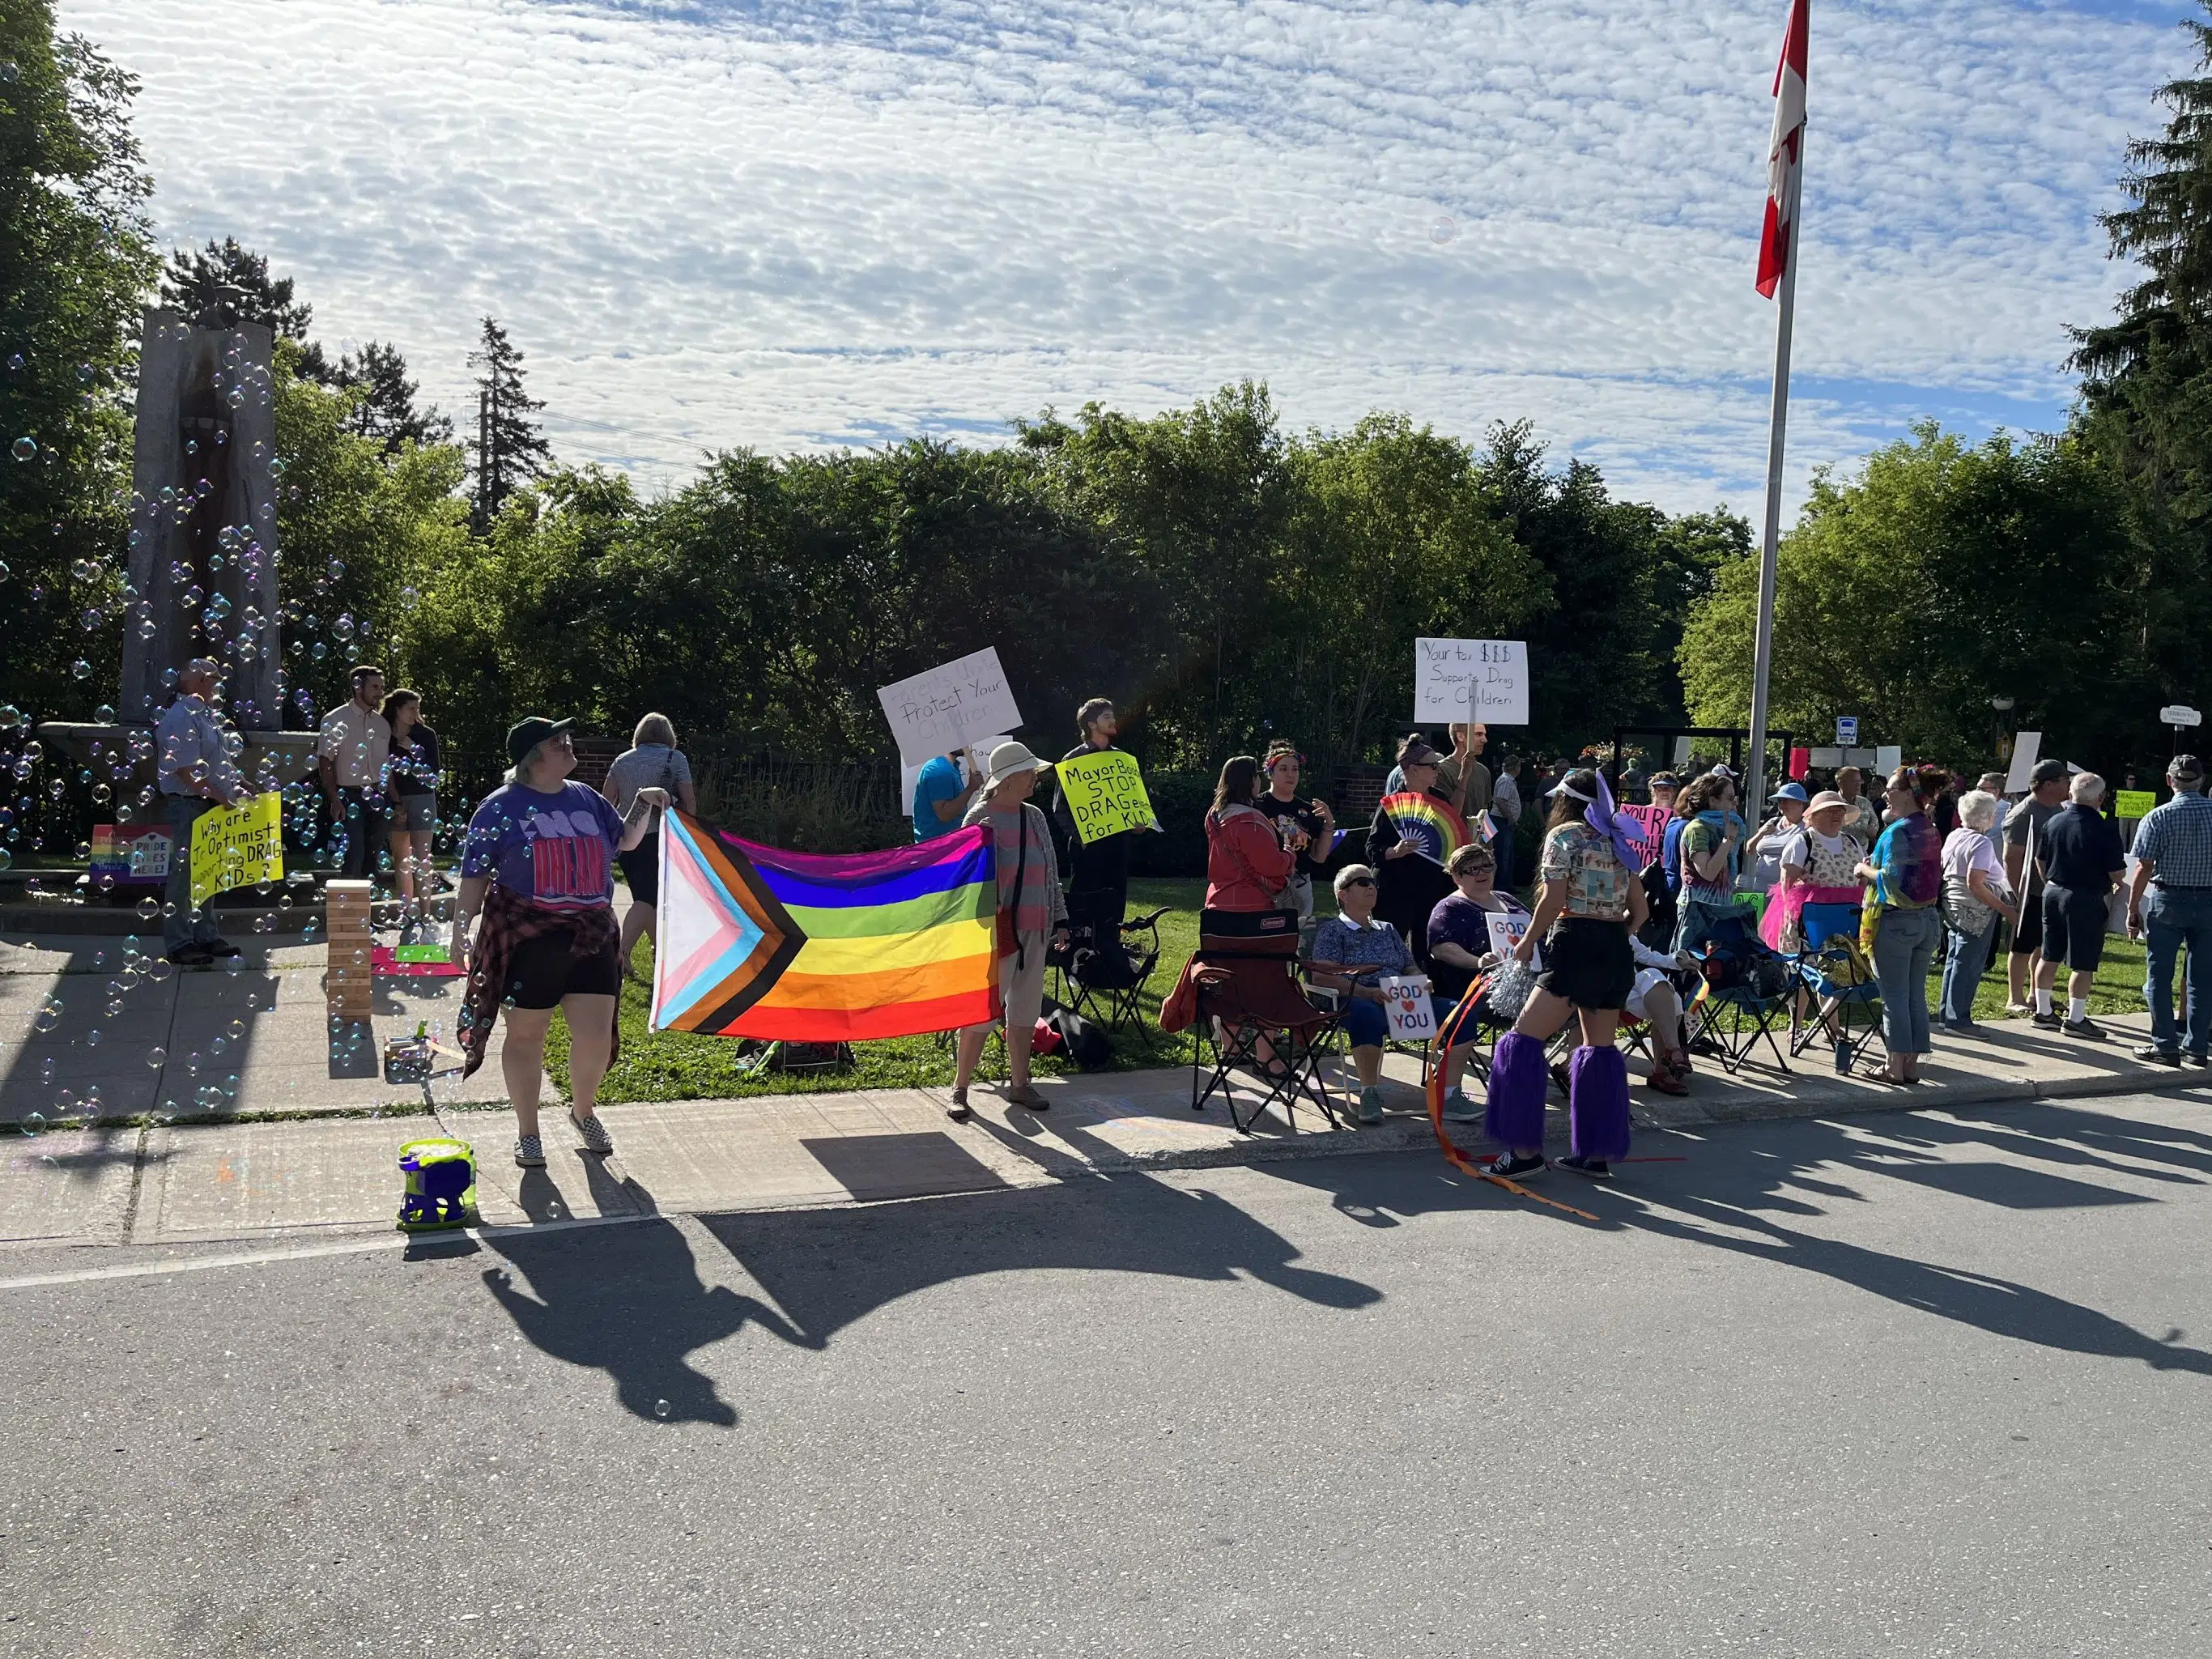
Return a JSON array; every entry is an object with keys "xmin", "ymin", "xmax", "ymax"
[
  {"xmin": 1049, "ymin": 906, "xmax": 1168, "ymax": 1034},
  {"xmin": 1789, "ymin": 901, "xmax": 1884, "ymax": 1072},
  {"xmin": 1684, "ymin": 915, "xmax": 1793, "ymax": 1076},
  {"xmin": 1181, "ymin": 908, "xmax": 1344, "ymax": 1134}
]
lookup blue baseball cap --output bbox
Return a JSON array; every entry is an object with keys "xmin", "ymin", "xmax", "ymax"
[{"xmin": 1773, "ymin": 781, "xmax": 1810, "ymax": 803}]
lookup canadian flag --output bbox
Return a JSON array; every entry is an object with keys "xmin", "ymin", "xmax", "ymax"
[{"xmin": 1756, "ymin": 0, "xmax": 1809, "ymax": 299}]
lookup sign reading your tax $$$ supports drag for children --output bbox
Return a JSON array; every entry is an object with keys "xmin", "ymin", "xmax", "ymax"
[
  {"xmin": 1411, "ymin": 639, "xmax": 1529, "ymax": 727},
  {"xmin": 189, "ymin": 791, "xmax": 283, "ymax": 909},
  {"xmin": 2116, "ymin": 790, "xmax": 2157, "ymax": 820},
  {"xmin": 1057, "ymin": 750, "xmax": 1156, "ymax": 844},
  {"xmin": 875, "ymin": 648, "xmax": 1025, "ymax": 768}
]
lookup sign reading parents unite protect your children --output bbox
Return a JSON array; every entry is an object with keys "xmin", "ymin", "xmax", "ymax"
[
  {"xmin": 876, "ymin": 648, "xmax": 1025, "ymax": 768},
  {"xmin": 1412, "ymin": 639, "xmax": 1529, "ymax": 727}
]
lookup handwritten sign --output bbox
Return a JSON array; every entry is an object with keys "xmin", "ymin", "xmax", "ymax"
[
  {"xmin": 876, "ymin": 648, "xmax": 1023, "ymax": 768},
  {"xmin": 1619, "ymin": 802, "xmax": 1673, "ymax": 869},
  {"xmin": 2004, "ymin": 730, "xmax": 2042, "ymax": 796},
  {"xmin": 1412, "ymin": 638, "xmax": 1529, "ymax": 727},
  {"xmin": 1486, "ymin": 911, "xmax": 1542, "ymax": 971},
  {"xmin": 1380, "ymin": 974, "xmax": 1436, "ymax": 1041},
  {"xmin": 1057, "ymin": 750, "xmax": 1155, "ymax": 843},
  {"xmin": 2116, "ymin": 789, "xmax": 2156, "ymax": 820},
  {"xmin": 189, "ymin": 791, "xmax": 283, "ymax": 908}
]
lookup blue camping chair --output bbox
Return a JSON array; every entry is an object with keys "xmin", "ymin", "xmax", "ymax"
[
  {"xmin": 1685, "ymin": 914, "xmax": 1794, "ymax": 1076},
  {"xmin": 1789, "ymin": 901, "xmax": 1884, "ymax": 1072}
]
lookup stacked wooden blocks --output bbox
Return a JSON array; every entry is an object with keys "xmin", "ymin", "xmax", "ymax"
[{"xmin": 325, "ymin": 879, "xmax": 375, "ymax": 1020}]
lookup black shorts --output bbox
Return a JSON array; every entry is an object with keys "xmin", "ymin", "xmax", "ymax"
[
  {"xmin": 505, "ymin": 925, "xmax": 623, "ymax": 1009},
  {"xmin": 618, "ymin": 839, "xmax": 659, "ymax": 906},
  {"xmin": 2040, "ymin": 883, "xmax": 2108, "ymax": 975},
  {"xmin": 1537, "ymin": 917, "xmax": 1636, "ymax": 1011},
  {"xmin": 2010, "ymin": 888, "xmax": 2044, "ymax": 955}
]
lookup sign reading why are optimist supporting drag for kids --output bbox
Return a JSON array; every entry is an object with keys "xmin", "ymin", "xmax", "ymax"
[
  {"xmin": 1412, "ymin": 639, "xmax": 1529, "ymax": 727},
  {"xmin": 2116, "ymin": 790, "xmax": 2158, "ymax": 820},
  {"xmin": 188, "ymin": 791, "xmax": 283, "ymax": 909},
  {"xmin": 876, "ymin": 648, "xmax": 1025, "ymax": 768},
  {"xmin": 1057, "ymin": 749, "xmax": 1157, "ymax": 844}
]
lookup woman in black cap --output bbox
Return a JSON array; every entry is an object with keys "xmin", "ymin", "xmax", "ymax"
[{"xmin": 453, "ymin": 716, "xmax": 670, "ymax": 1168}]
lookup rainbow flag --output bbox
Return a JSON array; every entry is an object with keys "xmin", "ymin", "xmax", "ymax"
[
  {"xmin": 1379, "ymin": 791, "xmax": 1470, "ymax": 866},
  {"xmin": 651, "ymin": 815, "xmax": 999, "ymax": 1041}
]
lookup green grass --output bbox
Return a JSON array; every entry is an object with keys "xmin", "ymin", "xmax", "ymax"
[
  {"xmin": 1943, "ymin": 929, "xmax": 2148, "ymax": 1023},
  {"xmin": 545, "ymin": 877, "xmax": 1208, "ymax": 1103}
]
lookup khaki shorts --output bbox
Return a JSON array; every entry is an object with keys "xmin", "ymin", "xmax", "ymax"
[{"xmin": 967, "ymin": 930, "xmax": 1047, "ymax": 1036}]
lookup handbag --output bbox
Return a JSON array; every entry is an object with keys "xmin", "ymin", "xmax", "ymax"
[{"xmin": 1939, "ymin": 874, "xmax": 1994, "ymax": 938}]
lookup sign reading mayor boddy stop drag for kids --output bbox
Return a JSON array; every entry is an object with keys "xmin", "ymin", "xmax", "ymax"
[
  {"xmin": 1057, "ymin": 750, "xmax": 1156, "ymax": 844},
  {"xmin": 1412, "ymin": 639, "xmax": 1529, "ymax": 727},
  {"xmin": 876, "ymin": 648, "xmax": 1025, "ymax": 768}
]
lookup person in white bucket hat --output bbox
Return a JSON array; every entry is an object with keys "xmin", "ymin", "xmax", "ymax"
[{"xmin": 950, "ymin": 741, "xmax": 1070, "ymax": 1121}]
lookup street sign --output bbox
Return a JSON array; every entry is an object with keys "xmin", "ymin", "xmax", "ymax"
[
  {"xmin": 2160, "ymin": 704, "xmax": 2202, "ymax": 728},
  {"xmin": 1835, "ymin": 716, "xmax": 1858, "ymax": 746}
]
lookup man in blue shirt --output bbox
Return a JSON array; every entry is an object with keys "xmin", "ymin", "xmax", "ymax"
[
  {"xmin": 2128, "ymin": 754, "xmax": 2212, "ymax": 1065},
  {"xmin": 912, "ymin": 751, "xmax": 981, "ymax": 842},
  {"xmin": 155, "ymin": 658, "xmax": 249, "ymax": 966}
]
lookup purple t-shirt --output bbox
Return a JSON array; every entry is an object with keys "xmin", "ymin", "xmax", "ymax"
[{"xmin": 461, "ymin": 781, "xmax": 627, "ymax": 912}]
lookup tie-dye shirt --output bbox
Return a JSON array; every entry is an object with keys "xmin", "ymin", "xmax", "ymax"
[
  {"xmin": 1869, "ymin": 812, "xmax": 1942, "ymax": 909},
  {"xmin": 461, "ymin": 781, "xmax": 627, "ymax": 911}
]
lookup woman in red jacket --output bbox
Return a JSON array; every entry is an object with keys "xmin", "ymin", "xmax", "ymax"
[{"xmin": 1206, "ymin": 755, "xmax": 1301, "ymax": 910}]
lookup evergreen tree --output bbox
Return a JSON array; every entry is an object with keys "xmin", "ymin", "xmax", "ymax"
[
  {"xmin": 334, "ymin": 339, "xmax": 452, "ymax": 455},
  {"xmin": 466, "ymin": 315, "xmax": 551, "ymax": 531},
  {"xmin": 158, "ymin": 236, "xmax": 330, "ymax": 377}
]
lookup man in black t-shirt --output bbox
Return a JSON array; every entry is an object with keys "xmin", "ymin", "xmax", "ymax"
[
  {"xmin": 1257, "ymin": 741, "xmax": 1336, "ymax": 918},
  {"xmin": 1051, "ymin": 698, "xmax": 1139, "ymax": 945}
]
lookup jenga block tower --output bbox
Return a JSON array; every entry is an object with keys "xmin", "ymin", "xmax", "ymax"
[{"xmin": 325, "ymin": 879, "xmax": 375, "ymax": 1020}]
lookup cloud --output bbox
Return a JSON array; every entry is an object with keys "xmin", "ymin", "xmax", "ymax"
[{"xmin": 58, "ymin": 0, "xmax": 2189, "ymax": 514}]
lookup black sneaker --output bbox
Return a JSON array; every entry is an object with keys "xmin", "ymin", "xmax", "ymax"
[
  {"xmin": 1487, "ymin": 1152, "xmax": 1546, "ymax": 1180},
  {"xmin": 206, "ymin": 940, "xmax": 242, "ymax": 959},
  {"xmin": 1558, "ymin": 1155, "xmax": 1612, "ymax": 1180},
  {"xmin": 2133, "ymin": 1044, "xmax": 2182, "ymax": 1067},
  {"xmin": 165, "ymin": 944, "xmax": 215, "ymax": 967},
  {"xmin": 2189, "ymin": 1053, "xmax": 2212, "ymax": 1069},
  {"xmin": 2061, "ymin": 1016, "xmax": 2105, "ymax": 1040},
  {"xmin": 2031, "ymin": 1010, "xmax": 2063, "ymax": 1030}
]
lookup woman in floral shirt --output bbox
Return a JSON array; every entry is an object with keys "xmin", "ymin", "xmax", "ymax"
[{"xmin": 1482, "ymin": 768, "xmax": 1649, "ymax": 1181}]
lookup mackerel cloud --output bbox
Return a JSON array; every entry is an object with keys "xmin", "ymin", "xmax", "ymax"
[{"xmin": 61, "ymin": 0, "xmax": 2184, "ymax": 514}]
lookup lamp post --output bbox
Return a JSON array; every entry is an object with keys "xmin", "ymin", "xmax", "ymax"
[{"xmin": 1991, "ymin": 696, "xmax": 2014, "ymax": 769}]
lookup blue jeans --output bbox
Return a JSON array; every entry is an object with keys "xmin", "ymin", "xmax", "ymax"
[
  {"xmin": 160, "ymin": 794, "xmax": 224, "ymax": 952},
  {"xmin": 1874, "ymin": 905, "xmax": 1940, "ymax": 1057},
  {"xmin": 1939, "ymin": 915, "xmax": 1997, "ymax": 1026},
  {"xmin": 2142, "ymin": 886, "xmax": 2212, "ymax": 1057}
]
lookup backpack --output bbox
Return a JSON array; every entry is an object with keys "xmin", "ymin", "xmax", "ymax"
[
  {"xmin": 1047, "ymin": 1006, "xmax": 1112, "ymax": 1070},
  {"xmin": 1806, "ymin": 931, "xmax": 1876, "ymax": 989}
]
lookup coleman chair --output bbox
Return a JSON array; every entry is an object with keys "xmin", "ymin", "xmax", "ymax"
[
  {"xmin": 1049, "ymin": 905, "xmax": 1169, "ymax": 1034},
  {"xmin": 1789, "ymin": 901, "xmax": 1884, "ymax": 1073},
  {"xmin": 1683, "ymin": 914, "xmax": 1794, "ymax": 1076},
  {"xmin": 1173, "ymin": 908, "xmax": 1343, "ymax": 1134}
]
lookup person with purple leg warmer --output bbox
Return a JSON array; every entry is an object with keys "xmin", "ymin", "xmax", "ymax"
[{"xmin": 1483, "ymin": 768, "xmax": 1648, "ymax": 1180}]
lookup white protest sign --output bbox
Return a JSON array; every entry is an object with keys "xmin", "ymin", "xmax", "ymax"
[
  {"xmin": 1412, "ymin": 639, "xmax": 1529, "ymax": 727},
  {"xmin": 1486, "ymin": 911, "xmax": 1541, "ymax": 971},
  {"xmin": 1379, "ymin": 975, "xmax": 1436, "ymax": 1041},
  {"xmin": 877, "ymin": 648, "xmax": 1023, "ymax": 768},
  {"xmin": 1874, "ymin": 744, "xmax": 1902, "ymax": 777},
  {"xmin": 2004, "ymin": 730, "xmax": 2042, "ymax": 796}
]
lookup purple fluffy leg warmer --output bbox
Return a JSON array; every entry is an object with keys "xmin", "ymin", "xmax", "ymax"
[
  {"xmin": 1484, "ymin": 1031, "xmax": 1548, "ymax": 1149},
  {"xmin": 1568, "ymin": 1044, "xmax": 1631, "ymax": 1163}
]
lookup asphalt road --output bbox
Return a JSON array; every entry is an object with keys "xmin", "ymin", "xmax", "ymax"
[{"xmin": 6, "ymin": 1092, "xmax": 2212, "ymax": 1657}]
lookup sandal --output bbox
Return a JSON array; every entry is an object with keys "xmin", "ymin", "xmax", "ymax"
[
  {"xmin": 946, "ymin": 1087, "xmax": 972, "ymax": 1122},
  {"xmin": 1856, "ymin": 1066, "xmax": 1901, "ymax": 1085},
  {"xmin": 1644, "ymin": 1069, "xmax": 1688, "ymax": 1097}
]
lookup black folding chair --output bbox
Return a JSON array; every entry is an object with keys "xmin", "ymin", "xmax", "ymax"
[{"xmin": 1050, "ymin": 905, "xmax": 1168, "ymax": 1033}]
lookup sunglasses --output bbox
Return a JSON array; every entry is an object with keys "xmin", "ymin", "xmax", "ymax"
[{"xmin": 1342, "ymin": 876, "xmax": 1376, "ymax": 888}]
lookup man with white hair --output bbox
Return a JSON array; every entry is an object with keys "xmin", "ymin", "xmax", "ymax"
[
  {"xmin": 2127, "ymin": 755, "xmax": 2212, "ymax": 1066},
  {"xmin": 154, "ymin": 658, "xmax": 248, "ymax": 965},
  {"xmin": 2031, "ymin": 771, "xmax": 2127, "ymax": 1038}
]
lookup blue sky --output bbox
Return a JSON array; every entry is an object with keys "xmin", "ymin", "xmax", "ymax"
[{"xmin": 59, "ymin": 0, "xmax": 2198, "ymax": 517}]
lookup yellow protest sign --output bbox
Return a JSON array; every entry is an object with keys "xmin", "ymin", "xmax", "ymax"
[
  {"xmin": 1057, "ymin": 751, "xmax": 1155, "ymax": 844},
  {"xmin": 2115, "ymin": 789, "xmax": 2157, "ymax": 820},
  {"xmin": 189, "ymin": 792, "xmax": 284, "ymax": 908}
]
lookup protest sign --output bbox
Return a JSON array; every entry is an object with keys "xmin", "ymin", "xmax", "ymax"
[
  {"xmin": 189, "ymin": 792, "xmax": 283, "ymax": 908},
  {"xmin": 1380, "ymin": 975, "xmax": 1436, "ymax": 1041},
  {"xmin": 876, "ymin": 648, "xmax": 1023, "ymax": 768},
  {"xmin": 1057, "ymin": 749, "xmax": 1155, "ymax": 843},
  {"xmin": 2116, "ymin": 789, "xmax": 2156, "ymax": 820},
  {"xmin": 1412, "ymin": 638, "xmax": 1529, "ymax": 727},
  {"xmin": 1619, "ymin": 803, "xmax": 1672, "ymax": 868},
  {"xmin": 1486, "ymin": 910, "xmax": 1541, "ymax": 971},
  {"xmin": 1874, "ymin": 745, "xmax": 1902, "ymax": 777},
  {"xmin": 2004, "ymin": 731, "xmax": 2042, "ymax": 796}
]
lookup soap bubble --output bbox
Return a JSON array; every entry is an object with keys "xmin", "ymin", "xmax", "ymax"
[
  {"xmin": 147, "ymin": 1045, "xmax": 166, "ymax": 1069},
  {"xmin": 70, "ymin": 658, "xmax": 90, "ymax": 679},
  {"xmin": 653, "ymin": 1399, "xmax": 671, "ymax": 1419},
  {"xmin": 1430, "ymin": 216, "xmax": 1457, "ymax": 245},
  {"xmin": 223, "ymin": 954, "xmax": 245, "ymax": 976},
  {"xmin": 94, "ymin": 704, "xmax": 114, "ymax": 722},
  {"xmin": 195, "ymin": 1085, "xmax": 221, "ymax": 1109},
  {"xmin": 11, "ymin": 437, "xmax": 35, "ymax": 462},
  {"xmin": 20, "ymin": 1112, "xmax": 43, "ymax": 1138},
  {"xmin": 135, "ymin": 897, "xmax": 159, "ymax": 921}
]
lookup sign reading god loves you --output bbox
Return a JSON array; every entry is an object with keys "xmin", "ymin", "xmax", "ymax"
[
  {"xmin": 1379, "ymin": 974, "xmax": 1436, "ymax": 1041},
  {"xmin": 1412, "ymin": 638, "xmax": 1529, "ymax": 727},
  {"xmin": 189, "ymin": 792, "xmax": 283, "ymax": 908},
  {"xmin": 876, "ymin": 648, "xmax": 1024, "ymax": 768},
  {"xmin": 1057, "ymin": 750, "xmax": 1156, "ymax": 843}
]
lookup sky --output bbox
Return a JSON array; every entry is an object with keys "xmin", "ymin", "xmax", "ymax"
[{"xmin": 57, "ymin": 0, "xmax": 2200, "ymax": 519}]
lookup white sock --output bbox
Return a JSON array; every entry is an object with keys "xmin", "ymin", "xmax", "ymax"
[
  {"xmin": 2069, "ymin": 997, "xmax": 2088, "ymax": 1023},
  {"xmin": 2035, "ymin": 988, "xmax": 2053, "ymax": 1016}
]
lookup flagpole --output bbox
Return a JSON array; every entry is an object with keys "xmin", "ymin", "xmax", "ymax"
[{"xmin": 1743, "ymin": 134, "xmax": 1802, "ymax": 827}]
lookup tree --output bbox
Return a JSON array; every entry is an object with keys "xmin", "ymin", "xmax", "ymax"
[
  {"xmin": 467, "ymin": 315, "xmax": 551, "ymax": 532},
  {"xmin": 158, "ymin": 236, "xmax": 330, "ymax": 380},
  {"xmin": 334, "ymin": 340, "xmax": 452, "ymax": 455},
  {"xmin": 0, "ymin": 5, "xmax": 160, "ymax": 730}
]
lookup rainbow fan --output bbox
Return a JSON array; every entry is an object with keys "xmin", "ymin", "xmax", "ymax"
[
  {"xmin": 1379, "ymin": 791, "xmax": 1470, "ymax": 866},
  {"xmin": 652, "ymin": 815, "xmax": 1000, "ymax": 1042}
]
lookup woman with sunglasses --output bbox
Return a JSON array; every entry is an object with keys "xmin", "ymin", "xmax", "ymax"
[
  {"xmin": 1483, "ymin": 767, "xmax": 1649, "ymax": 1180},
  {"xmin": 1308, "ymin": 862, "xmax": 1465, "ymax": 1125}
]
